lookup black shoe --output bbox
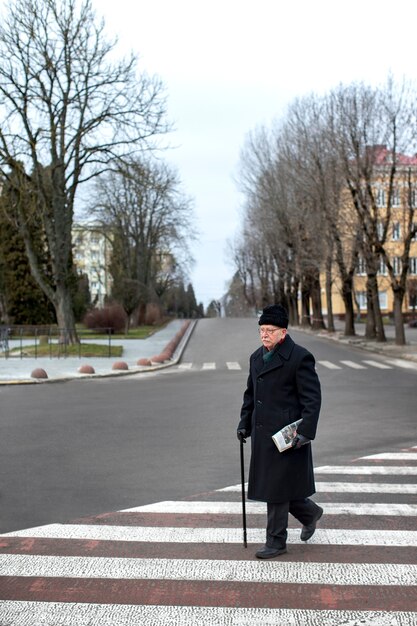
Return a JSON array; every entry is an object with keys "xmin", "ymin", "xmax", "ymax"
[
  {"xmin": 300, "ymin": 506, "xmax": 323, "ymax": 541},
  {"xmin": 255, "ymin": 546, "xmax": 287, "ymax": 559}
]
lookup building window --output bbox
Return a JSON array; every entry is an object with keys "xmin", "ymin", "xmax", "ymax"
[
  {"xmin": 410, "ymin": 258, "xmax": 417, "ymax": 275},
  {"xmin": 376, "ymin": 188, "xmax": 385, "ymax": 207},
  {"xmin": 356, "ymin": 291, "xmax": 367, "ymax": 310},
  {"xmin": 392, "ymin": 222, "xmax": 401, "ymax": 241},
  {"xmin": 357, "ymin": 255, "xmax": 366, "ymax": 275},
  {"xmin": 357, "ymin": 291, "xmax": 388, "ymax": 310},
  {"xmin": 379, "ymin": 291, "xmax": 388, "ymax": 310},
  {"xmin": 390, "ymin": 188, "xmax": 401, "ymax": 207},
  {"xmin": 409, "ymin": 188, "xmax": 417, "ymax": 208},
  {"xmin": 392, "ymin": 257, "xmax": 402, "ymax": 275},
  {"xmin": 412, "ymin": 223, "xmax": 417, "ymax": 242},
  {"xmin": 378, "ymin": 258, "xmax": 387, "ymax": 275},
  {"xmin": 376, "ymin": 221, "xmax": 384, "ymax": 241}
]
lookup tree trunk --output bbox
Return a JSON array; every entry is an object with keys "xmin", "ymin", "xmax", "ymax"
[
  {"xmin": 393, "ymin": 289, "xmax": 406, "ymax": 345},
  {"xmin": 55, "ymin": 286, "xmax": 78, "ymax": 344},
  {"xmin": 342, "ymin": 274, "xmax": 356, "ymax": 337},
  {"xmin": 300, "ymin": 281, "xmax": 311, "ymax": 327},
  {"xmin": 287, "ymin": 277, "xmax": 299, "ymax": 326},
  {"xmin": 365, "ymin": 277, "xmax": 376, "ymax": 340},
  {"xmin": 366, "ymin": 273, "xmax": 386, "ymax": 342},
  {"xmin": 325, "ymin": 261, "xmax": 335, "ymax": 333},
  {"xmin": 310, "ymin": 273, "xmax": 326, "ymax": 330},
  {"xmin": 341, "ymin": 277, "xmax": 355, "ymax": 336},
  {"xmin": 137, "ymin": 302, "xmax": 147, "ymax": 325},
  {"xmin": 372, "ymin": 280, "xmax": 386, "ymax": 343}
]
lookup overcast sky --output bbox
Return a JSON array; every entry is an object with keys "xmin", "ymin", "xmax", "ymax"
[{"xmin": 96, "ymin": 0, "xmax": 417, "ymax": 307}]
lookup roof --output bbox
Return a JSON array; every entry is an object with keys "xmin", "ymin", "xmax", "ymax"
[{"xmin": 369, "ymin": 145, "xmax": 417, "ymax": 166}]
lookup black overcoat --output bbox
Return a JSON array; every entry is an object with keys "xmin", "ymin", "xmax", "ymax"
[{"xmin": 238, "ymin": 334, "xmax": 321, "ymax": 503}]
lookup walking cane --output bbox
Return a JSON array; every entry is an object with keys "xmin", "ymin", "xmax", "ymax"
[{"xmin": 239, "ymin": 435, "xmax": 248, "ymax": 548}]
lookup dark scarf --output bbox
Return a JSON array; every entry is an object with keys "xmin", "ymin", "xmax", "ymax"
[{"xmin": 262, "ymin": 336, "xmax": 286, "ymax": 363}]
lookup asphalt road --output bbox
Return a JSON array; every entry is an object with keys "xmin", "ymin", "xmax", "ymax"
[{"xmin": 0, "ymin": 317, "xmax": 416, "ymax": 534}]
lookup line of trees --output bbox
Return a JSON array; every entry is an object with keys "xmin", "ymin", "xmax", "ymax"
[
  {"xmin": 88, "ymin": 157, "xmax": 197, "ymax": 327},
  {"xmin": 0, "ymin": 0, "xmax": 200, "ymax": 339},
  {"xmin": 230, "ymin": 78, "xmax": 417, "ymax": 345}
]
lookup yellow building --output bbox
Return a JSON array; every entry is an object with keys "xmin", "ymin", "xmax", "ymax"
[{"xmin": 324, "ymin": 146, "xmax": 417, "ymax": 318}]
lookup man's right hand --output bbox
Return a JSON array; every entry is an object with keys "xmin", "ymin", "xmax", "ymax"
[{"xmin": 237, "ymin": 429, "xmax": 247, "ymax": 443}]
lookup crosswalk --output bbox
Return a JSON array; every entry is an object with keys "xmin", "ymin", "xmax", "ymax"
[
  {"xmin": 177, "ymin": 358, "xmax": 417, "ymax": 372},
  {"xmin": 0, "ymin": 447, "xmax": 416, "ymax": 625}
]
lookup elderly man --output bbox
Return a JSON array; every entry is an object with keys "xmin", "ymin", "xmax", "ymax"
[{"xmin": 237, "ymin": 304, "xmax": 323, "ymax": 558}]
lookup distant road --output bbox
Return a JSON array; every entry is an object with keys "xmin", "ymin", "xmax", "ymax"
[{"xmin": 0, "ymin": 317, "xmax": 416, "ymax": 533}]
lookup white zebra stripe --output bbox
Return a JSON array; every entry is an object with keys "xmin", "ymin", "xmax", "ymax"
[
  {"xmin": 316, "ymin": 482, "xmax": 417, "ymax": 493},
  {"xmin": 362, "ymin": 360, "xmax": 392, "ymax": 369},
  {"xmin": 384, "ymin": 358, "xmax": 417, "ymax": 370},
  {"xmin": 219, "ymin": 482, "xmax": 417, "ymax": 494},
  {"xmin": 201, "ymin": 362, "xmax": 216, "ymax": 370},
  {"xmin": 362, "ymin": 452, "xmax": 417, "ymax": 460},
  {"xmin": 178, "ymin": 362, "xmax": 192, "ymax": 369},
  {"xmin": 1, "ymin": 603, "xmax": 415, "ymax": 626},
  {"xmin": 226, "ymin": 361, "xmax": 241, "ymax": 370},
  {"xmin": 340, "ymin": 360, "xmax": 367, "ymax": 369},
  {"xmin": 4, "ymin": 525, "xmax": 416, "ymax": 546},
  {"xmin": 314, "ymin": 465, "xmax": 417, "ymax": 475},
  {"xmin": 317, "ymin": 361, "xmax": 342, "ymax": 369},
  {"xmin": 1, "ymin": 554, "xmax": 415, "ymax": 586},
  {"xmin": 122, "ymin": 500, "xmax": 417, "ymax": 516}
]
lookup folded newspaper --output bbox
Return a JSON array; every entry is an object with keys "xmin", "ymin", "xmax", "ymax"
[{"xmin": 272, "ymin": 419, "xmax": 303, "ymax": 452}]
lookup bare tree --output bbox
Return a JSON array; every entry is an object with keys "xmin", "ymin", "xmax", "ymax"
[
  {"xmin": 236, "ymin": 126, "xmax": 303, "ymax": 323},
  {"xmin": 329, "ymin": 79, "xmax": 417, "ymax": 344},
  {"xmin": 376, "ymin": 80, "xmax": 417, "ymax": 344},
  {"xmin": 328, "ymin": 83, "xmax": 388, "ymax": 341},
  {"xmin": 0, "ymin": 0, "xmax": 169, "ymax": 341},
  {"xmin": 300, "ymin": 92, "xmax": 361, "ymax": 336},
  {"xmin": 91, "ymin": 158, "xmax": 195, "ymax": 326}
]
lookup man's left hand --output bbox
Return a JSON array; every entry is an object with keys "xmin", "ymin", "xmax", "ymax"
[{"xmin": 292, "ymin": 434, "xmax": 311, "ymax": 449}]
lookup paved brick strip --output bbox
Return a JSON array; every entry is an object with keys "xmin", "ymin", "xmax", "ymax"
[
  {"xmin": 0, "ymin": 447, "xmax": 416, "ymax": 625},
  {"xmin": 1, "ymin": 603, "xmax": 416, "ymax": 626}
]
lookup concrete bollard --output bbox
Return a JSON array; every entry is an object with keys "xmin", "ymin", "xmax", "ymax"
[
  {"xmin": 31, "ymin": 368, "xmax": 48, "ymax": 379},
  {"xmin": 112, "ymin": 361, "xmax": 129, "ymax": 371},
  {"xmin": 78, "ymin": 364, "xmax": 95, "ymax": 374},
  {"xmin": 137, "ymin": 358, "xmax": 152, "ymax": 366}
]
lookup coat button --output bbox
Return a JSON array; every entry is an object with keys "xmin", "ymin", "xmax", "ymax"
[
  {"xmin": 258, "ymin": 377, "xmax": 263, "ymax": 382},
  {"xmin": 256, "ymin": 400, "xmax": 262, "ymax": 405}
]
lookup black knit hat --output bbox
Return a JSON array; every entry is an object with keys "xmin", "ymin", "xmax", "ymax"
[{"xmin": 258, "ymin": 304, "xmax": 289, "ymax": 329}]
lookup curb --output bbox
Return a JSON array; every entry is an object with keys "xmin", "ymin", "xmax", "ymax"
[
  {"xmin": 0, "ymin": 320, "xmax": 198, "ymax": 385},
  {"xmin": 296, "ymin": 325, "xmax": 417, "ymax": 365}
]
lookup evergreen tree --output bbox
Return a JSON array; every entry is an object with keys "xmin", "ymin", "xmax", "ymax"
[{"xmin": 0, "ymin": 208, "xmax": 55, "ymax": 325}]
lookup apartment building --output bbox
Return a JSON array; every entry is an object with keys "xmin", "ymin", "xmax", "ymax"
[
  {"xmin": 72, "ymin": 223, "xmax": 112, "ymax": 307},
  {"xmin": 325, "ymin": 146, "xmax": 417, "ymax": 317}
]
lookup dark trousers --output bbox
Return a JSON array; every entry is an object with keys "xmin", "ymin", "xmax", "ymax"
[{"xmin": 266, "ymin": 499, "xmax": 321, "ymax": 549}]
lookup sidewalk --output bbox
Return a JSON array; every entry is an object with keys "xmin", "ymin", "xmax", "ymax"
[
  {"xmin": 0, "ymin": 319, "xmax": 196, "ymax": 384},
  {"xmin": 311, "ymin": 318, "xmax": 417, "ymax": 365}
]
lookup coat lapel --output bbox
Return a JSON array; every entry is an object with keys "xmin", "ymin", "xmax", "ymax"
[{"xmin": 253, "ymin": 348, "xmax": 265, "ymax": 376}]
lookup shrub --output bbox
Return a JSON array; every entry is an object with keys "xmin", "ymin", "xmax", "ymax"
[
  {"xmin": 145, "ymin": 303, "xmax": 164, "ymax": 325},
  {"xmin": 83, "ymin": 304, "xmax": 127, "ymax": 333}
]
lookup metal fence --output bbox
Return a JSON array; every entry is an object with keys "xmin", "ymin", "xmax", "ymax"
[{"xmin": 0, "ymin": 325, "xmax": 115, "ymax": 359}]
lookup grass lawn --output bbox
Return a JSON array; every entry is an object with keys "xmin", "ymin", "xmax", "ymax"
[
  {"xmin": 75, "ymin": 324, "xmax": 161, "ymax": 340},
  {"xmin": 9, "ymin": 343, "xmax": 123, "ymax": 358},
  {"xmin": 3, "ymin": 322, "xmax": 168, "ymax": 358}
]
